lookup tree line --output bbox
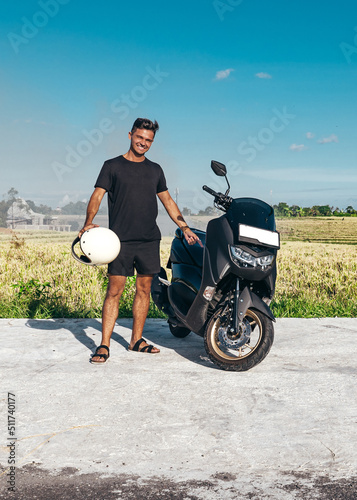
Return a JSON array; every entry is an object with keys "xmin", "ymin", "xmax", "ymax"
[
  {"xmin": 272, "ymin": 202, "xmax": 357, "ymax": 218},
  {"xmin": 182, "ymin": 203, "xmax": 357, "ymax": 218},
  {"xmin": 1, "ymin": 188, "xmax": 356, "ymax": 228}
]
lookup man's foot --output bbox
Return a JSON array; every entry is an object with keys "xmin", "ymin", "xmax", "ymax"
[
  {"xmin": 128, "ymin": 338, "xmax": 160, "ymax": 354},
  {"xmin": 90, "ymin": 345, "xmax": 110, "ymax": 363}
]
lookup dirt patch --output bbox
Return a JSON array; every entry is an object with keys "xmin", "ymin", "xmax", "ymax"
[
  {"xmin": 280, "ymin": 471, "xmax": 357, "ymax": 500},
  {"xmin": 1, "ymin": 465, "xmax": 356, "ymax": 500}
]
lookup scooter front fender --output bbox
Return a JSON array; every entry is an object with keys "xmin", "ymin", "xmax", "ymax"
[{"xmin": 237, "ymin": 286, "xmax": 276, "ymax": 322}]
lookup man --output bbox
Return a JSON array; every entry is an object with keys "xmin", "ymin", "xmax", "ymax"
[{"xmin": 80, "ymin": 118, "xmax": 201, "ymax": 363}]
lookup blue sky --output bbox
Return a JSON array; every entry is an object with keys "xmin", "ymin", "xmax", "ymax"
[{"xmin": 1, "ymin": 0, "xmax": 357, "ymax": 212}]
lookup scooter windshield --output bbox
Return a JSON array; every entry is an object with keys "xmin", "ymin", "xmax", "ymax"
[{"xmin": 227, "ymin": 197, "xmax": 276, "ymax": 235}]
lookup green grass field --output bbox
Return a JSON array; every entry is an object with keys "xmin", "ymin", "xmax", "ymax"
[{"xmin": 1, "ymin": 218, "xmax": 357, "ymax": 318}]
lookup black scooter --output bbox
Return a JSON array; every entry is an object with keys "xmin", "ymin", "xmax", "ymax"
[{"xmin": 152, "ymin": 160, "xmax": 280, "ymax": 371}]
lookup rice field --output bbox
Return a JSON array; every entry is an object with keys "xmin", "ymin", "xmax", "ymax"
[
  {"xmin": 272, "ymin": 241, "xmax": 357, "ymax": 317},
  {"xmin": 276, "ymin": 216, "xmax": 357, "ymax": 244},
  {"xmin": 1, "ymin": 223, "xmax": 357, "ymax": 318}
]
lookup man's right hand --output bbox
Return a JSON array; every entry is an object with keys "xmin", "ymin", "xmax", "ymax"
[
  {"xmin": 78, "ymin": 223, "xmax": 99, "ymax": 238},
  {"xmin": 79, "ymin": 187, "xmax": 106, "ymax": 238}
]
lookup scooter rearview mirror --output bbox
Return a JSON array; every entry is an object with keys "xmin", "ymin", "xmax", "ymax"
[
  {"xmin": 211, "ymin": 160, "xmax": 227, "ymax": 176},
  {"xmin": 211, "ymin": 160, "xmax": 230, "ymax": 195}
]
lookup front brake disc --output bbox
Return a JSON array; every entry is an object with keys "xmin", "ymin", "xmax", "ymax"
[{"xmin": 218, "ymin": 317, "xmax": 252, "ymax": 349}]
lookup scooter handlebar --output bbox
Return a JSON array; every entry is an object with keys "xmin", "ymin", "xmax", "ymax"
[
  {"xmin": 202, "ymin": 185, "xmax": 219, "ymax": 197},
  {"xmin": 202, "ymin": 185, "xmax": 233, "ymax": 211}
]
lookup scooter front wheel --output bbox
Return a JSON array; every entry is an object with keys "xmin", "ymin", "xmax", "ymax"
[{"xmin": 204, "ymin": 307, "xmax": 274, "ymax": 371}]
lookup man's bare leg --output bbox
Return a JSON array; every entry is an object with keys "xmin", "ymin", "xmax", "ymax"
[
  {"xmin": 91, "ymin": 274, "xmax": 127, "ymax": 362},
  {"xmin": 128, "ymin": 274, "xmax": 160, "ymax": 353}
]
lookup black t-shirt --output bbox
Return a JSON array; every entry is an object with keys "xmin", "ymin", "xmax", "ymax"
[{"xmin": 94, "ymin": 155, "xmax": 168, "ymax": 242}]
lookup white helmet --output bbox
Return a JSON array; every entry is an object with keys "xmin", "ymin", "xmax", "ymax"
[{"xmin": 71, "ymin": 227, "xmax": 121, "ymax": 266}]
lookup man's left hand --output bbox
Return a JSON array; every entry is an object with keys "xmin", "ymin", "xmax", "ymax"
[{"xmin": 183, "ymin": 228, "xmax": 203, "ymax": 247}]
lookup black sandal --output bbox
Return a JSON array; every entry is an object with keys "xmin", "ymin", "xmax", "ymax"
[
  {"xmin": 90, "ymin": 345, "xmax": 110, "ymax": 364},
  {"xmin": 128, "ymin": 338, "xmax": 159, "ymax": 354}
]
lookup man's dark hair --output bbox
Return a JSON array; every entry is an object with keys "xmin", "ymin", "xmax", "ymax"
[{"xmin": 131, "ymin": 118, "xmax": 159, "ymax": 135}]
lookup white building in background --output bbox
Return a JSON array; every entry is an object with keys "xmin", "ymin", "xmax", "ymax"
[{"xmin": 7, "ymin": 199, "xmax": 70, "ymax": 231}]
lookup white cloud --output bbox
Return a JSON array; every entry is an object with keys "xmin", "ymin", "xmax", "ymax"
[
  {"xmin": 317, "ymin": 134, "xmax": 338, "ymax": 144},
  {"xmin": 290, "ymin": 143, "xmax": 307, "ymax": 152},
  {"xmin": 59, "ymin": 194, "xmax": 71, "ymax": 207},
  {"xmin": 58, "ymin": 193, "xmax": 83, "ymax": 207},
  {"xmin": 306, "ymin": 132, "xmax": 315, "ymax": 139},
  {"xmin": 215, "ymin": 68, "xmax": 234, "ymax": 81},
  {"xmin": 255, "ymin": 72, "xmax": 272, "ymax": 79}
]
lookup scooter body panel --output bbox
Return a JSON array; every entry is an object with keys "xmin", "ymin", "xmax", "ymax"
[
  {"xmin": 171, "ymin": 263, "xmax": 202, "ymax": 294},
  {"xmin": 170, "ymin": 229, "xmax": 206, "ymax": 268},
  {"xmin": 168, "ymin": 246, "xmax": 216, "ymax": 335},
  {"xmin": 205, "ymin": 216, "xmax": 234, "ymax": 282}
]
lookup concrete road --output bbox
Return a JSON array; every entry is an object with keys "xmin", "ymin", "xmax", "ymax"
[{"xmin": 0, "ymin": 318, "xmax": 356, "ymax": 499}]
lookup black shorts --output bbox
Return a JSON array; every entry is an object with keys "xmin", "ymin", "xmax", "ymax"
[{"xmin": 108, "ymin": 240, "xmax": 161, "ymax": 276}]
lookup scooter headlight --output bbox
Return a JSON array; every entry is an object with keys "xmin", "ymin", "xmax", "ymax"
[{"xmin": 230, "ymin": 246, "xmax": 274, "ymax": 269}]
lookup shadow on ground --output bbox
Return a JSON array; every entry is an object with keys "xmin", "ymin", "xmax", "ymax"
[{"xmin": 24, "ymin": 318, "xmax": 216, "ymax": 369}]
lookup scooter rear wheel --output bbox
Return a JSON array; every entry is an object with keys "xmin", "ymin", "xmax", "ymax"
[
  {"xmin": 204, "ymin": 307, "xmax": 274, "ymax": 371},
  {"xmin": 169, "ymin": 323, "xmax": 191, "ymax": 338}
]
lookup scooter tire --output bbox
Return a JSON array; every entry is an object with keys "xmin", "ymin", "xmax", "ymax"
[
  {"xmin": 169, "ymin": 323, "xmax": 191, "ymax": 338},
  {"xmin": 204, "ymin": 307, "xmax": 274, "ymax": 371}
]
